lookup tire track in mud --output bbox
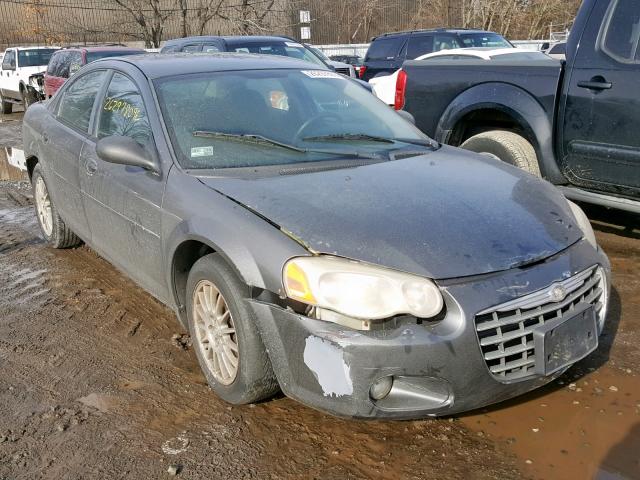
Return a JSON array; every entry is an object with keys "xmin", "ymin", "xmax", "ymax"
[{"xmin": 0, "ymin": 182, "xmax": 523, "ymax": 480}]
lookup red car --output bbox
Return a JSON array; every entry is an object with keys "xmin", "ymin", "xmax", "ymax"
[{"xmin": 44, "ymin": 46, "xmax": 145, "ymax": 98}]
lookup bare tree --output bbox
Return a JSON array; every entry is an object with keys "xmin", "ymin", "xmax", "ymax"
[{"xmin": 111, "ymin": 0, "xmax": 173, "ymax": 47}]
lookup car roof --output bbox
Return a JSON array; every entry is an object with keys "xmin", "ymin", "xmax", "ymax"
[
  {"xmin": 373, "ymin": 28, "xmax": 497, "ymax": 40},
  {"xmin": 54, "ymin": 46, "xmax": 144, "ymax": 53},
  {"xmin": 93, "ymin": 52, "xmax": 324, "ymax": 79},
  {"xmin": 419, "ymin": 47, "xmax": 518, "ymax": 59},
  {"xmin": 163, "ymin": 35, "xmax": 295, "ymax": 46},
  {"xmin": 6, "ymin": 46, "xmax": 60, "ymax": 50}
]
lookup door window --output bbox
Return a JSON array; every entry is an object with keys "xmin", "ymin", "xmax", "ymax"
[
  {"xmin": 601, "ymin": 0, "xmax": 640, "ymax": 63},
  {"xmin": 2, "ymin": 50, "xmax": 15, "ymax": 70},
  {"xmin": 97, "ymin": 72, "xmax": 152, "ymax": 145},
  {"xmin": 182, "ymin": 44, "xmax": 202, "ymax": 53},
  {"xmin": 68, "ymin": 51, "xmax": 83, "ymax": 77},
  {"xmin": 57, "ymin": 70, "xmax": 107, "ymax": 133},
  {"xmin": 202, "ymin": 44, "xmax": 220, "ymax": 53},
  {"xmin": 407, "ymin": 35, "xmax": 433, "ymax": 59},
  {"xmin": 433, "ymin": 35, "xmax": 463, "ymax": 52}
]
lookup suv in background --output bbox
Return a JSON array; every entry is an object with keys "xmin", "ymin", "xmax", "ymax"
[
  {"xmin": 44, "ymin": 46, "xmax": 145, "ymax": 98},
  {"xmin": 359, "ymin": 28, "xmax": 512, "ymax": 81},
  {"xmin": 0, "ymin": 46, "xmax": 59, "ymax": 113},
  {"xmin": 330, "ymin": 54, "xmax": 363, "ymax": 73}
]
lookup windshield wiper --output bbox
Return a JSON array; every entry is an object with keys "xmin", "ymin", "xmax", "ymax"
[
  {"xmin": 192, "ymin": 130, "xmax": 381, "ymax": 160},
  {"xmin": 194, "ymin": 131, "xmax": 306, "ymax": 153},
  {"xmin": 303, "ymin": 133, "xmax": 439, "ymax": 149},
  {"xmin": 302, "ymin": 133, "xmax": 395, "ymax": 143}
]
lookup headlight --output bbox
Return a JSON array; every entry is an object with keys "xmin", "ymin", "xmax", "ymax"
[
  {"xmin": 283, "ymin": 256, "xmax": 443, "ymax": 320},
  {"xmin": 568, "ymin": 200, "xmax": 597, "ymax": 249}
]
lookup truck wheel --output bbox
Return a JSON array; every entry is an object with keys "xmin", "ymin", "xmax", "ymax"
[
  {"xmin": 21, "ymin": 89, "xmax": 34, "ymax": 109},
  {"xmin": 460, "ymin": 130, "xmax": 541, "ymax": 177},
  {"xmin": 186, "ymin": 253, "xmax": 279, "ymax": 405},
  {"xmin": 0, "ymin": 92, "xmax": 12, "ymax": 114},
  {"xmin": 32, "ymin": 164, "xmax": 82, "ymax": 248}
]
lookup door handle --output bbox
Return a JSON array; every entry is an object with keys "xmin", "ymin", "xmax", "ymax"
[
  {"xmin": 577, "ymin": 77, "xmax": 612, "ymax": 91},
  {"xmin": 85, "ymin": 158, "xmax": 98, "ymax": 176}
]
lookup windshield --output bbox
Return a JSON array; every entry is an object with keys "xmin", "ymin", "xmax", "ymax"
[
  {"xmin": 154, "ymin": 69, "xmax": 432, "ymax": 170},
  {"xmin": 459, "ymin": 33, "xmax": 511, "ymax": 48},
  {"xmin": 86, "ymin": 50, "xmax": 144, "ymax": 63},
  {"xmin": 18, "ymin": 49, "xmax": 57, "ymax": 67},
  {"xmin": 228, "ymin": 41, "xmax": 326, "ymax": 68}
]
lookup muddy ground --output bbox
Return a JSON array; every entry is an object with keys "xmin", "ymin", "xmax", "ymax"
[{"xmin": 0, "ymin": 110, "xmax": 639, "ymax": 480}]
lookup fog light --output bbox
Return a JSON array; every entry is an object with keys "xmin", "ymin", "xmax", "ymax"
[{"xmin": 370, "ymin": 376, "xmax": 394, "ymax": 400}]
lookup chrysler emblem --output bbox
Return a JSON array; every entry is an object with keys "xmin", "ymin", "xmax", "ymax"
[{"xmin": 548, "ymin": 284, "xmax": 567, "ymax": 303}]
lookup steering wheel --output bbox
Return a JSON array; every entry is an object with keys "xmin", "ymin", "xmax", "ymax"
[{"xmin": 294, "ymin": 112, "xmax": 342, "ymax": 140}]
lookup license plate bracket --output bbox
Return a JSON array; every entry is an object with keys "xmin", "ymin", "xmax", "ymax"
[{"xmin": 533, "ymin": 303, "xmax": 598, "ymax": 376}]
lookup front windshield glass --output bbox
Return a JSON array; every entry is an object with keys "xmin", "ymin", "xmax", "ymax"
[
  {"xmin": 229, "ymin": 41, "xmax": 326, "ymax": 68},
  {"xmin": 459, "ymin": 33, "xmax": 511, "ymax": 48},
  {"xmin": 154, "ymin": 69, "xmax": 432, "ymax": 170},
  {"xmin": 18, "ymin": 49, "xmax": 58, "ymax": 67}
]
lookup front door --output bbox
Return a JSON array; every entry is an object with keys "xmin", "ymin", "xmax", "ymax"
[
  {"xmin": 79, "ymin": 71, "xmax": 167, "ymax": 301},
  {"xmin": 561, "ymin": 0, "xmax": 640, "ymax": 197}
]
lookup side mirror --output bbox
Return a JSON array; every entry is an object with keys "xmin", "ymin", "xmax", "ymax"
[
  {"xmin": 96, "ymin": 135, "xmax": 160, "ymax": 174},
  {"xmin": 327, "ymin": 64, "xmax": 336, "ymax": 71},
  {"xmin": 396, "ymin": 109, "xmax": 415, "ymax": 125}
]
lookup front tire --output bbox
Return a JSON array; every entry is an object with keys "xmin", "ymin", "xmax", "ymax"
[
  {"xmin": 186, "ymin": 253, "xmax": 279, "ymax": 404},
  {"xmin": 32, "ymin": 164, "xmax": 81, "ymax": 248},
  {"xmin": 460, "ymin": 130, "xmax": 541, "ymax": 177}
]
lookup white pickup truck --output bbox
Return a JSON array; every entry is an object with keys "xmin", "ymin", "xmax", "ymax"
[{"xmin": 0, "ymin": 46, "xmax": 58, "ymax": 113}]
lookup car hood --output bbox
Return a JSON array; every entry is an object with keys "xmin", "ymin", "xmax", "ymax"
[{"xmin": 198, "ymin": 146, "xmax": 582, "ymax": 280}]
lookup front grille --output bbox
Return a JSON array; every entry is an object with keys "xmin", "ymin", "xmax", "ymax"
[
  {"xmin": 475, "ymin": 266, "xmax": 606, "ymax": 382},
  {"xmin": 335, "ymin": 67, "xmax": 352, "ymax": 77}
]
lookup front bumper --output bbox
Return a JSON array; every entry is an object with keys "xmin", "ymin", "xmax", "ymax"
[{"xmin": 249, "ymin": 240, "xmax": 610, "ymax": 419}]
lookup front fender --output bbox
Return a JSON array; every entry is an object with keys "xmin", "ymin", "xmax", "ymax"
[
  {"xmin": 435, "ymin": 83, "xmax": 565, "ymax": 183},
  {"xmin": 162, "ymin": 169, "xmax": 310, "ymax": 322}
]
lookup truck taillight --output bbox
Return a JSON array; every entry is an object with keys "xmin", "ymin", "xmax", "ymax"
[
  {"xmin": 359, "ymin": 66, "xmax": 367, "ymax": 79},
  {"xmin": 394, "ymin": 69, "xmax": 407, "ymax": 111}
]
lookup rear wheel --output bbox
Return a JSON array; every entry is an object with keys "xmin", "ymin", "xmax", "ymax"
[
  {"xmin": 32, "ymin": 164, "xmax": 82, "ymax": 248},
  {"xmin": 0, "ymin": 92, "xmax": 12, "ymax": 114},
  {"xmin": 186, "ymin": 253, "xmax": 279, "ymax": 404},
  {"xmin": 460, "ymin": 130, "xmax": 541, "ymax": 177}
]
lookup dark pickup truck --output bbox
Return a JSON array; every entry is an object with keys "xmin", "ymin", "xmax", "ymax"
[{"xmin": 397, "ymin": 0, "xmax": 640, "ymax": 213}]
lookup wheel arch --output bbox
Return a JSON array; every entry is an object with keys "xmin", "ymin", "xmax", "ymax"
[
  {"xmin": 26, "ymin": 155, "xmax": 39, "ymax": 181},
  {"xmin": 434, "ymin": 83, "xmax": 565, "ymax": 183}
]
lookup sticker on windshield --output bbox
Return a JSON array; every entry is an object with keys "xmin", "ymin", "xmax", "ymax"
[
  {"xmin": 191, "ymin": 146, "xmax": 214, "ymax": 157},
  {"xmin": 301, "ymin": 70, "xmax": 343, "ymax": 79},
  {"xmin": 285, "ymin": 41, "xmax": 303, "ymax": 48}
]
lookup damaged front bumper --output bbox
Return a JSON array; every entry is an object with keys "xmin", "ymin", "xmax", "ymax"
[{"xmin": 249, "ymin": 240, "xmax": 611, "ymax": 419}]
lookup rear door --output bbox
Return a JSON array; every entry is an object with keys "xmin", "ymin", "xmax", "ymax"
[
  {"xmin": 362, "ymin": 36, "xmax": 406, "ymax": 80},
  {"xmin": 560, "ymin": 0, "xmax": 640, "ymax": 196},
  {"xmin": 406, "ymin": 34, "xmax": 434, "ymax": 60},
  {"xmin": 44, "ymin": 69, "xmax": 107, "ymax": 240},
  {"xmin": 79, "ymin": 70, "xmax": 167, "ymax": 300}
]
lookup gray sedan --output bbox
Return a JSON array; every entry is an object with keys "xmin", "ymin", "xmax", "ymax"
[{"xmin": 22, "ymin": 53, "xmax": 610, "ymax": 419}]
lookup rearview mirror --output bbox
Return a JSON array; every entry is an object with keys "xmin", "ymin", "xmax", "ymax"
[
  {"xmin": 96, "ymin": 136, "xmax": 160, "ymax": 174},
  {"xmin": 396, "ymin": 110, "xmax": 416, "ymax": 125}
]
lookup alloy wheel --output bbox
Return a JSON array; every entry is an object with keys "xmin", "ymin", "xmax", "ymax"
[
  {"xmin": 192, "ymin": 279, "xmax": 239, "ymax": 385},
  {"xmin": 35, "ymin": 175, "xmax": 53, "ymax": 237}
]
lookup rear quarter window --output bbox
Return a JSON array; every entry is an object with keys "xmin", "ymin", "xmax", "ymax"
[{"xmin": 366, "ymin": 37, "xmax": 404, "ymax": 61}]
